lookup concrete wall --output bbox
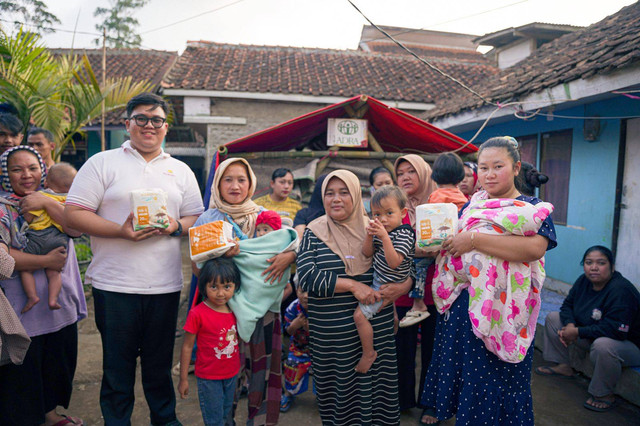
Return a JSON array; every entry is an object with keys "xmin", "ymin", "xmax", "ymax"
[
  {"xmin": 455, "ymin": 97, "xmax": 638, "ymax": 284},
  {"xmin": 498, "ymin": 39, "xmax": 534, "ymax": 69},
  {"xmin": 202, "ymin": 98, "xmax": 328, "ymax": 175}
]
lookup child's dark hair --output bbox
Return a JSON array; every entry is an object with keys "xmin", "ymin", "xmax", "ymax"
[
  {"xmin": 197, "ymin": 258, "xmax": 241, "ymax": 304},
  {"xmin": 478, "ymin": 136, "xmax": 521, "ymax": 165},
  {"xmin": 370, "ymin": 185, "xmax": 407, "ymax": 210},
  {"xmin": 271, "ymin": 168, "xmax": 293, "ymax": 181},
  {"xmin": 0, "ymin": 113, "xmax": 23, "ymax": 134},
  {"xmin": 516, "ymin": 162, "xmax": 549, "ymax": 196},
  {"xmin": 369, "ymin": 166, "xmax": 393, "ymax": 185},
  {"xmin": 580, "ymin": 245, "xmax": 614, "ymax": 267},
  {"xmin": 431, "ymin": 153, "xmax": 465, "ymax": 185}
]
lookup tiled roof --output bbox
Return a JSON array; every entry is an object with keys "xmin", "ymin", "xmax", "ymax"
[
  {"xmin": 51, "ymin": 48, "xmax": 178, "ymax": 125},
  {"xmin": 363, "ymin": 41, "xmax": 491, "ymax": 65},
  {"xmin": 162, "ymin": 42, "xmax": 498, "ymax": 104},
  {"xmin": 426, "ymin": 3, "xmax": 640, "ymax": 119}
]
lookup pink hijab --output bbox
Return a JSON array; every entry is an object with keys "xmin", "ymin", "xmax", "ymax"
[{"xmin": 394, "ymin": 154, "xmax": 437, "ymax": 226}]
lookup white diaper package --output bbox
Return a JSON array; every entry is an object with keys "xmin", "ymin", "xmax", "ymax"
[
  {"xmin": 130, "ymin": 189, "xmax": 170, "ymax": 231},
  {"xmin": 189, "ymin": 220, "xmax": 236, "ymax": 263},
  {"xmin": 416, "ymin": 203, "xmax": 458, "ymax": 250}
]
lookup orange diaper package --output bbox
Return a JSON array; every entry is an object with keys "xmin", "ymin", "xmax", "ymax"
[{"xmin": 189, "ymin": 220, "xmax": 235, "ymax": 263}]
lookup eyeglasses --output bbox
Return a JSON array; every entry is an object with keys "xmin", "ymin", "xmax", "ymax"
[{"xmin": 130, "ymin": 115, "xmax": 167, "ymax": 128}]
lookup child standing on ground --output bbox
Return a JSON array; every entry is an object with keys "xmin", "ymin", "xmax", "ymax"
[
  {"xmin": 255, "ymin": 209, "xmax": 281, "ymax": 237},
  {"xmin": 19, "ymin": 162, "xmax": 76, "ymax": 313},
  {"xmin": 280, "ymin": 285, "xmax": 312, "ymax": 412},
  {"xmin": 399, "ymin": 152, "xmax": 467, "ymax": 327},
  {"xmin": 179, "ymin": 258, "xmax": 241, "ymax": 426},
  {"xmin": 356, "ymin": 185, "xmax": 415, "ymax": 373}
]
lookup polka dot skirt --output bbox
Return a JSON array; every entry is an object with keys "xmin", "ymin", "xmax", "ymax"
[{"xmin": 420, "ymin": 290, "xmax": 535, "ymax": 425}]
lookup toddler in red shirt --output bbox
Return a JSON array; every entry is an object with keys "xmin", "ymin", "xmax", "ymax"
[{"xmin": 179, "ymin": 257, "xmax": 241, "ymax": 426}]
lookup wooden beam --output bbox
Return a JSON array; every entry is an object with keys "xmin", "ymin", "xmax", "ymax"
[
  {"xmin": 367, "ymin": 131, "xmax": 396, "ymax": 174},
  {"xmin": 315, "ymin": 145, "xmax": 339, "ymax": 178},
  {"xmin": 224, "ymin": 149, "xmax": 439, "ymax": 162}
]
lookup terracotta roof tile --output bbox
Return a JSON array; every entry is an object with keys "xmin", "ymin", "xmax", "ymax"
[
  {"xmin": 162, "ymin": 42, "xmax": 498, "ymax": 104},
  {"xmin": 425, "ymin": 2, "xmax": 640, "ymax": 119}
]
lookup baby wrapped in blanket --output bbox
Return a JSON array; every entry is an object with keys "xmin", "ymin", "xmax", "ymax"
[{"xmin": 433, "ymin": 190, "xmax": 553, "ymax": 363}]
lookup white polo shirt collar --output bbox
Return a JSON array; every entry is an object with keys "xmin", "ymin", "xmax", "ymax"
[{"xmin": 121, "ymin": 140, "xmax": 170, "ymax": 163}]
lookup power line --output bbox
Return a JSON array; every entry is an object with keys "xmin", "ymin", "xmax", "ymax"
[
  {"xmin": 347, "ymin": 0, "xmax": 495, "ymax": 106},
  {"xmin": 363, "ymin": 0, "xmax": 529, "ymax": 44},
  {"xmin": 140, "ymin": 0, "xmax": 246, "ymax": 34}
]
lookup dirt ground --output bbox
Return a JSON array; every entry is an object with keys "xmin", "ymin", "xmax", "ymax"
[{"xmin": 65, "ymin": 241, "xmax": 640, "ymax": 425}]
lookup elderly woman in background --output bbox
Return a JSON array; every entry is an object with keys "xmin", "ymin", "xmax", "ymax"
[
  {"xmin": 536, "ymin": 245, "xmax": 640, "ymax": 412},
  {"xmin": 458, "ymin": 161, "xmax": 480, "ymax": 200},
  {"xmin": 297, "ymin": 170, "xmax": 411, "ymax": 425},
  {"xmin": 0, "ymin": 146, "xmax": 86, "ymax": 426}
]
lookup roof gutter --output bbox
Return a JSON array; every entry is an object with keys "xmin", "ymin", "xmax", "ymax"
[
  {"xmin": 162, "ymin": 89, "xmax": 435, "ymax": 111},
  {"xmin": 431, "ymin": 64, "xmax": 640, "ymax": 131}
]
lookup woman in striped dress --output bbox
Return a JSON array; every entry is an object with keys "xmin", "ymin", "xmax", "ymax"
[{"xmin": 297, "ymin": 170, "xmax": 411, "ymax": 425}]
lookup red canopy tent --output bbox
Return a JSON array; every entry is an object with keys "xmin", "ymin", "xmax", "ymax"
[
  {"xmin": 221, "ymin": 94, "xmax": 476, "ymax": 155},
  {"xmin": 203, "ymin": 95, "xmax": 477, "ymax": 209}
]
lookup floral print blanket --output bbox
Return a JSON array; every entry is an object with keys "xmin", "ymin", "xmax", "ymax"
[{"xmin": 432, "ymin": 191, "xmax": 553, "ymax": 363}]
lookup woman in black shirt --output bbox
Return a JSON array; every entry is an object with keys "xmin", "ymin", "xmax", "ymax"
[{"xmin": 536, "ymin": 245, "xmax": 640, "ymax": 412}]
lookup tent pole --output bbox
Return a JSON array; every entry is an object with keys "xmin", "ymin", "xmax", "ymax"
[
  {"xmin": 344, "ymin": 102, "xmax": 395, "ymax": 174},
  {"xmin": 315, "ymin": 146, "xmax": 339, "ymax": 178},
  {"xmin": 229, "ymin": 150, "xmax": 439, "ymax": 161},
  {"xmin": 366, "ymin": 131, "xmax": 395, "ymax": 175}
]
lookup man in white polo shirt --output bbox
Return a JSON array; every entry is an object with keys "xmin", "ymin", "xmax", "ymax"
[{"xmin": 65, "ymin": 93, "xmax": 203, "ymax": 426}]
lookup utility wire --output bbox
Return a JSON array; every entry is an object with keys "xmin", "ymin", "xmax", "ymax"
[
  {"xmin": 363, "ymin": 0, "xmax": 529, "ymax": 44},
  {"xmin": 347, "ymin": 0, "xmax": 495, "ymax": 106},
  {"xmin": 140, "ymin": 0, "xmax": 246, "ymax": 34}
]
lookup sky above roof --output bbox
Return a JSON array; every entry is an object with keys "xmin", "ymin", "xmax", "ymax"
[{"xmin": 33, "ymin": 0, "xmax": 637, "ymax": 52}]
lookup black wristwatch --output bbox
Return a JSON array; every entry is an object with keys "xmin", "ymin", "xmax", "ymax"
[{"xmin": 170, "ymin": 221, "xmax": 183, "ymax": 237}]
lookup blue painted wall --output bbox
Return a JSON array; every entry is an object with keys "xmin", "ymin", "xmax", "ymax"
[{"xmin": 453, "ymin": 96, "xmax": 639, "ymax": 284}]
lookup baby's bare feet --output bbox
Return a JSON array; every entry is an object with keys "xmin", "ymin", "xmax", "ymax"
[{"xmin": 22, "ymin": 296, "xmax": 40, "ymax": 313}]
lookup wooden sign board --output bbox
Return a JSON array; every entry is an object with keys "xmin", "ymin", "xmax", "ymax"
[{"xmin": 327, "ymin": 118, "xmax": 368, "ymax": 148}]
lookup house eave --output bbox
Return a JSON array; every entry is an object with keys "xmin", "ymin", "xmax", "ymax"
[
  {"xmin": 431, "ymin": 64, "xmax": 640, "ymax": 131},
  {"xmin": 161, "ymin": 89, "xmax": 435, "ymax": 112}
]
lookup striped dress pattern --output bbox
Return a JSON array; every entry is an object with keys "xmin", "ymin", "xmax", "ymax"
[{"xmin": 297, "ymin": 229, "xmax": 400, "ymax": 426}]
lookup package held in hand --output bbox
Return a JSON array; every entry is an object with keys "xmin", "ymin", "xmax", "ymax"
[
  {"xmin": 189, "ymin": 221, "xmax": 235, "ymax": 263},
  {"xmin": 130, "ymin": 189, "xmax": 170, "ymax": 231},
  {"xmin": 416, "ymin": 203, "xmax": 458, "ymax": 250}
]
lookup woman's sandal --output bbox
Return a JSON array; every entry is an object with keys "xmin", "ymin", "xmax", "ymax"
[
  {"xmin": 583, "ymin": 397, "xmax": 617, "ymax": 412},
  {"xmin": 52, "ymin": 415, "xmax": 84, "ymax": 426},
  {"xmin": 534, "ymin": 365, "xmax": 575, "ymax": 378},
  {"xmin": 399, "ymin": 310, "xmax": 431, "ymax": 328},
  {"xmin": 419, "ymin": 408, "xmax": 440, "ymax": 425}
]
